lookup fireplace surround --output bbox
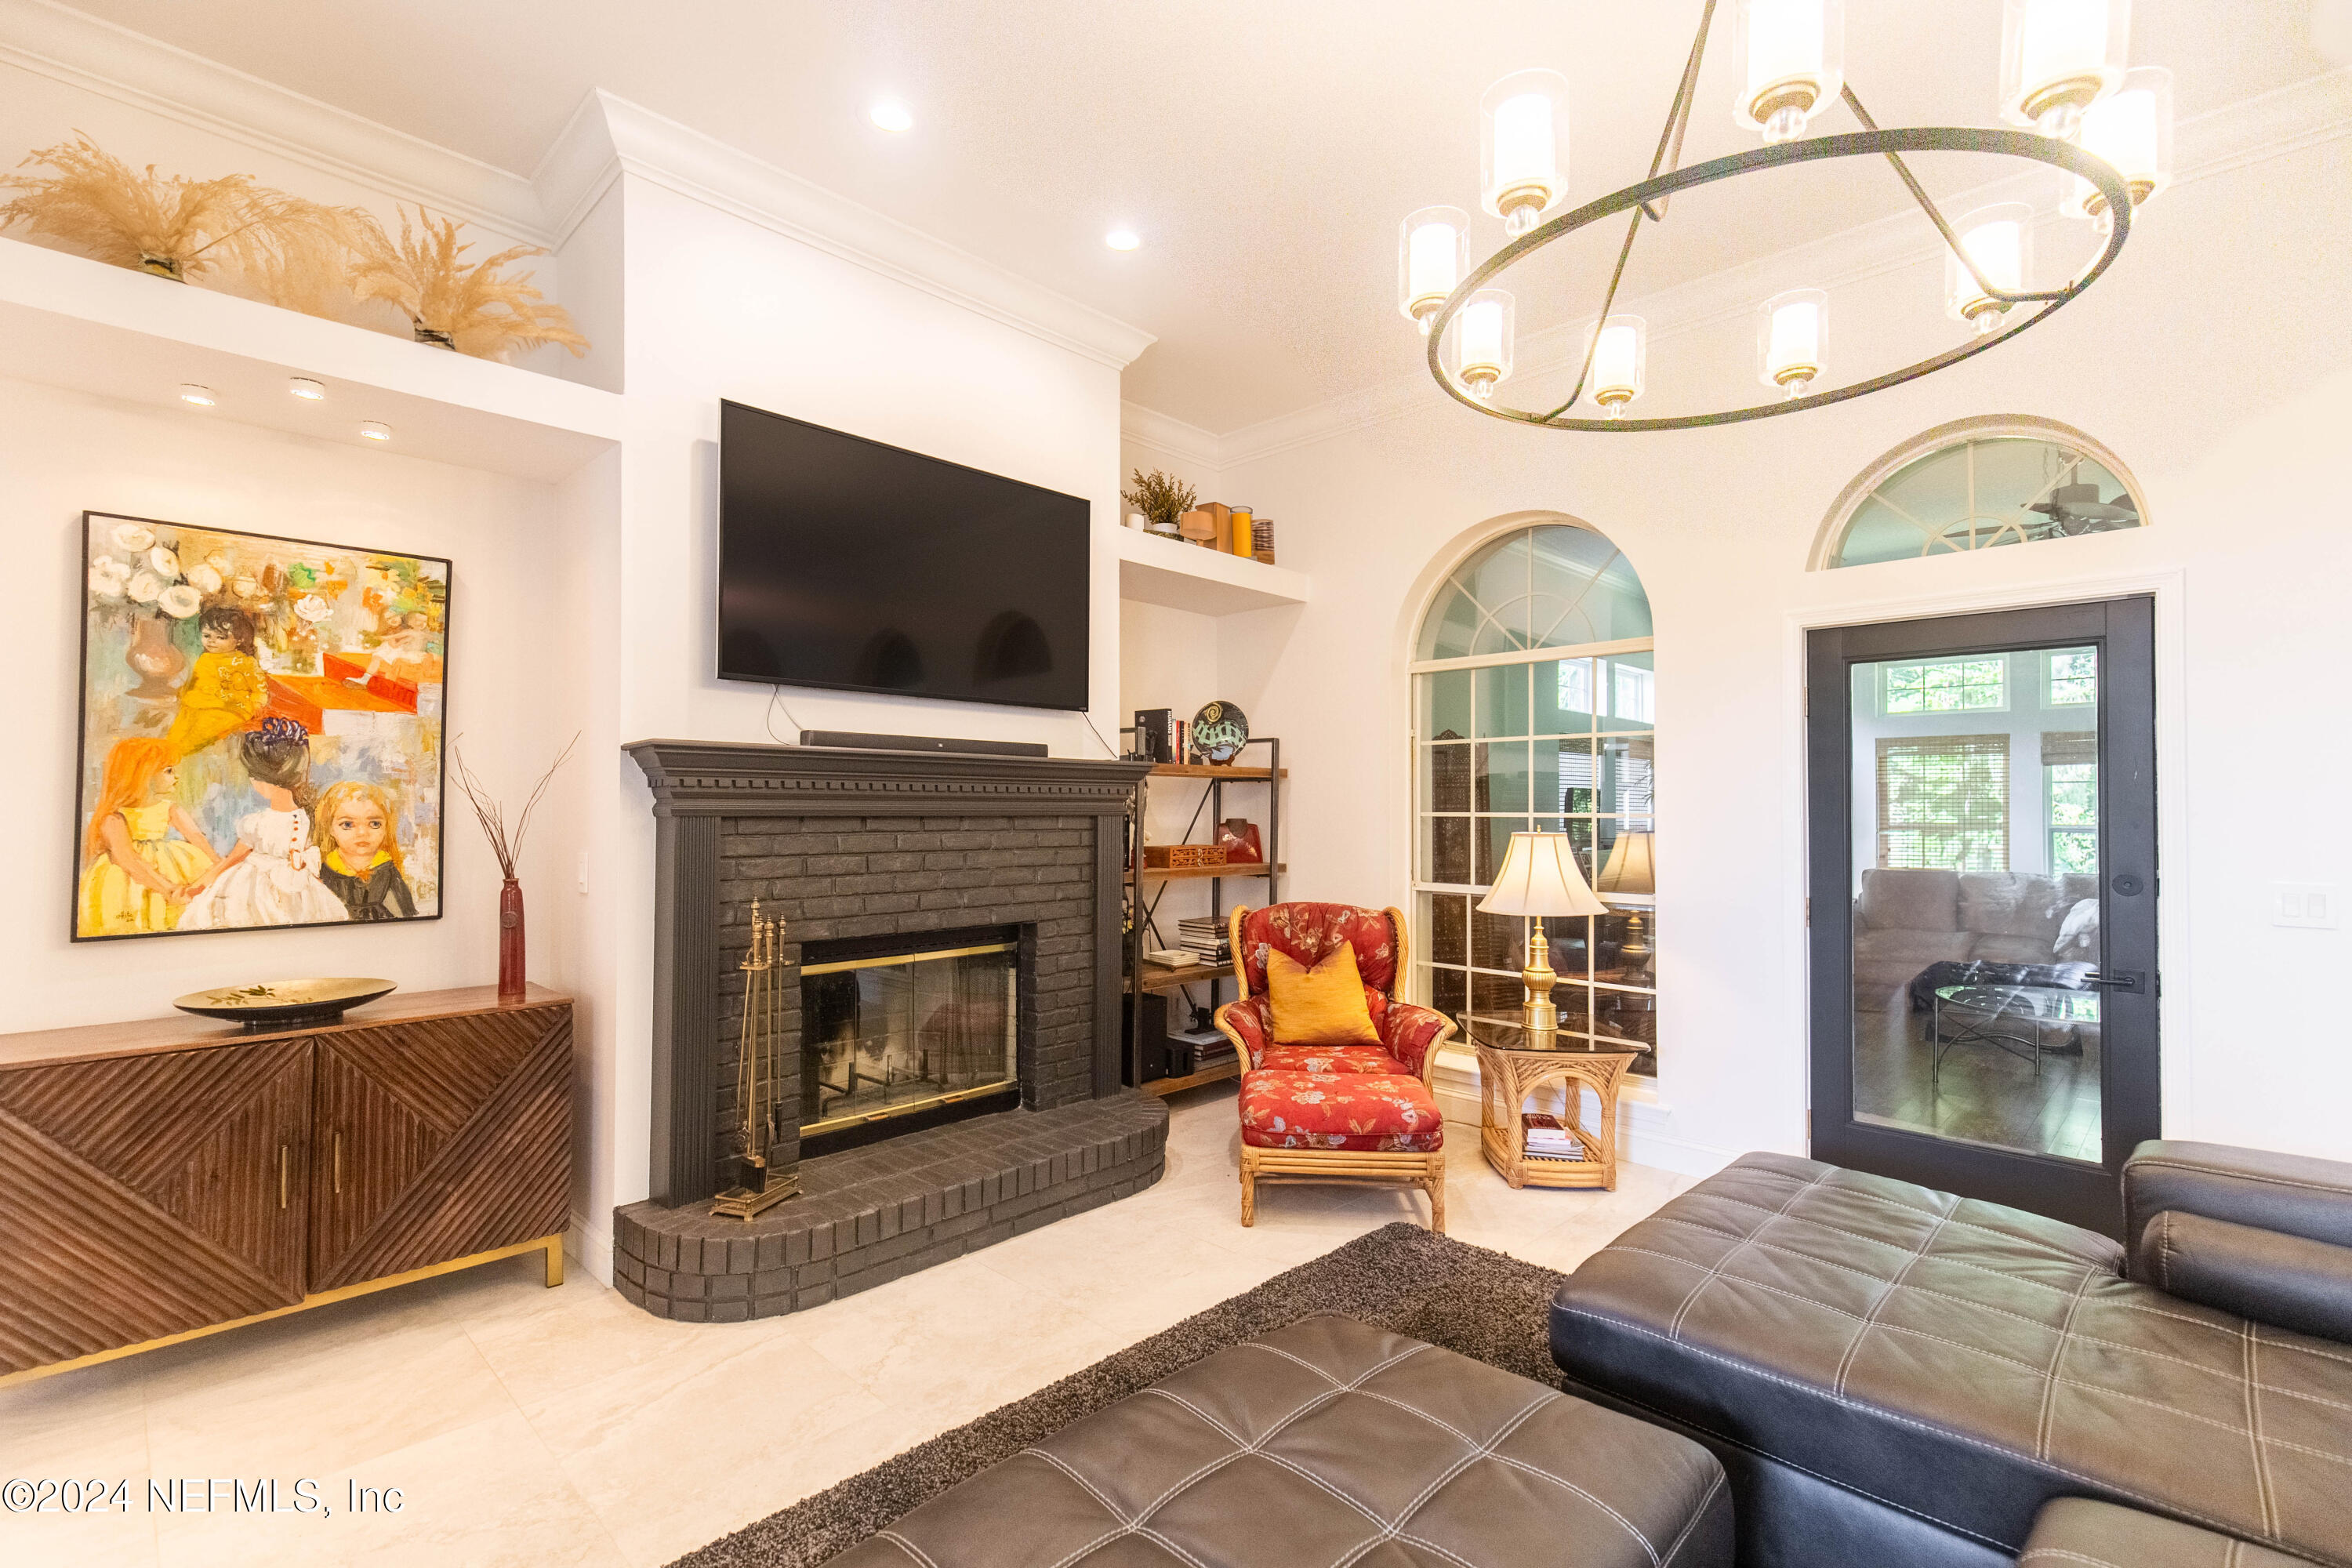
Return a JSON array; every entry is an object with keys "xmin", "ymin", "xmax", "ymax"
[{"xmin": 613, "ymin": 740, "xmax": 1163, "ymax": 1321}]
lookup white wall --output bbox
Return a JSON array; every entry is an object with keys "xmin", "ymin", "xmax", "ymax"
[
  {"xmin": 0, "ymin": 378, "xmax": 590, "ymax": 1033},
  {"xmin": 1203, "ymin": 133, "xmax": 2352, "ymax": 1170}
]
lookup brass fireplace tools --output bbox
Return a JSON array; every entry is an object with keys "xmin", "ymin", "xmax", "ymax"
[{"xmin": 715, "ymin": 901, "xmax": 800, "ymax": 1219}]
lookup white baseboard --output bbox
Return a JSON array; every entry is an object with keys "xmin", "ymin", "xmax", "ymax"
[{"xmin": 570, "ymin": 1209, "xmax": 615, "ymax": 1286}]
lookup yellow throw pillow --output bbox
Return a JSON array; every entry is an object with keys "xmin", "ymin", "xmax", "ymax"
[{"xmin": 1266, "ymin": 943, "xmax": 1382, "ymax": 1046}]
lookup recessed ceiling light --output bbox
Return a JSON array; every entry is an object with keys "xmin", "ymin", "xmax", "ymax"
[
  {"xmin": 359, "ymin": 420, "xmax": 392, "ymax": 442},
  {"xmin": 179, "ymin": 383, "xmax": 216, "ymax": 406},
  {"xmin": 1105, "ymin": 229, "xmax": 1142, "ymax": 252},
  {"xmin": 289, "ymin": 377, "xmax": 325, "ymax": 401},
  {"xmin": 869, "ymin": 98, "xmax": 914, "ymax": 132}
]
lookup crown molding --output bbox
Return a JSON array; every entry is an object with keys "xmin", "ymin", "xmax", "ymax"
[
  {"xmin": 1117, "ymin": 399, "xmax": 1226, "ymax": 473},
  {"xmin": 1128, "ymin": 67, "xmax": 2352, "ymax": 471},
  {"xmin": 0, "ymin": 0, "xmax": 551, "ymax": 241},
  {"xmin": 537, "ymin": 90, "xmax": 1156, "ymax": 372}
]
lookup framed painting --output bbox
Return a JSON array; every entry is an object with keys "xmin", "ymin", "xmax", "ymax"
[{"xmin": 73, "ymin": 512, "xmax": 452, "ymax": 941}]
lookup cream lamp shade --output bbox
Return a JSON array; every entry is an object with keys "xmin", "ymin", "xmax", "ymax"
[
  {"xmin": 1592, "ymin": 829, "xmax": 1657, "ymax": 898},
  {"xmin": 1478, "ymin": 832, "xmax": 1606, "ymax": 1032},
  {"xmin": 1479, "ymin": 832, "xmax": 1608, "ymax": 917}
]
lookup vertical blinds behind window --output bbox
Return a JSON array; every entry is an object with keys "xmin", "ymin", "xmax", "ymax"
[{"xmin": 1876, "ymin": 734, "xmax": 2011, "ymax": 871}]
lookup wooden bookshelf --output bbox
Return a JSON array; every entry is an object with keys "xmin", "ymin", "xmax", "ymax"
[
  {"xmin": 1140, "ymin": 861, "xmax": 1285, "ymax": 881},
  {"xmin": 1148, "ymin": 763, "xmax": 1289, "ymax": 780},
  {"xmin": 1132, "ymin": 958, "xmax": 1230, "ymax": 991},
  {"xmin": 1139, "ymin": 1055, "xmax": 1243, "ymax": 1098}
]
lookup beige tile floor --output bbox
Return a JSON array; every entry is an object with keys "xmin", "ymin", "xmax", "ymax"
[{"xmin": 0, "ymin": 1086, "xmax": 1686, "ymax": 1568}]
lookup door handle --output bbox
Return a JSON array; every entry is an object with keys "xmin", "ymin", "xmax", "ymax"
[
  {"xmin": 279, "ymin": 1143, "xmax": 289, "ymax": 1209},
  {"xmin": 333, "ymin": 1131, "xmax": 342, "ymax": 1195},
  {"xmin": 2084, "ymin": 971, "xmax": 2145, "ymax": 993}
]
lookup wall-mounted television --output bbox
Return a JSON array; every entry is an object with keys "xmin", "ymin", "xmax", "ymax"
[{"xmin": 717, "ymin": 400, "xmax": 1091, "ymax": 711}]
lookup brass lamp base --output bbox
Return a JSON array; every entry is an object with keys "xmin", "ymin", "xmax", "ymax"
[{"xmin": 1521, "ymin": 924, "xmax": 1559, "ymax": 1033}]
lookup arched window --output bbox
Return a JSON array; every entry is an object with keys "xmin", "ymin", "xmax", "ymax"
[
  {"xmin": 1820, "ymin": 419, "xmax": 2147, "ymax": 569},
  {"xmin": 1412, "ymin": 522, "xmax": 1657, "ymax": 1074}
]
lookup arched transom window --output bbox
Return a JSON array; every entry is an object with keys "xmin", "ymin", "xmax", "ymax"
[
  {"xmin": 1825, "ymin": 428, "xmax": 2145, "ymax": 569},
  {"xmin": 1412, "ymin": 523, "xmax": 1658, "ymax": 1074}
]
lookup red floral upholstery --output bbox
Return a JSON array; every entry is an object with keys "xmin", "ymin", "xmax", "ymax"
[
  {"xmin": 1216, "ymin": 903, "xmax": 1456, "ymax": 1080},
  {"xmin": 1256, "ymin": 1045, "xmax": 1406, "ymax": 1076},
  {"xmin": 1238, "ymin": 1070, "xmax": 1445, "ymax": 1152}
]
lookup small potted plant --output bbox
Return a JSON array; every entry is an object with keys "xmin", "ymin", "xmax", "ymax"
[{"xmin": 1121, "ymin": 469, "xmax": 1197, "ymax": 539}]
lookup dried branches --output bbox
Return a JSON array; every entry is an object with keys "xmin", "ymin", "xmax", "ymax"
[
  {"xmin": 0, "ymin": 133, "xmax": 301, "ymax": 281},
  {"xmin": 350, "ymin": 207, "xmax": 588, "ymax": 360},
  {"xmin": 449, "ymin": 731, "xmax": 579, "ymax": 880},
  {"xmin": 1122, "ymin": 469, "xmax": 1199, "ymax": 533}
]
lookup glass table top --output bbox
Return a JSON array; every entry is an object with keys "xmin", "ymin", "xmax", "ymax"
[
  {"xmin": 1456, "ymin": 1014, "xmax": 1647, "ymax": 1054},
  {"xmin": 1933, "ymin": 985, "xmax": 2102, "ymax": 1023}
]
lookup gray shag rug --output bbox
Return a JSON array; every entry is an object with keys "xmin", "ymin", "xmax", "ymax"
[{"xmin": 668, "ymin": 1222, "xmax": 1568, "ymax": 1568}]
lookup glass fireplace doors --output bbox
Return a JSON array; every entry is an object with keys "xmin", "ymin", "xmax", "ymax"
[{"xmin": 800, "ymin": 939, "xmax": 1019, "ymax": 1153}]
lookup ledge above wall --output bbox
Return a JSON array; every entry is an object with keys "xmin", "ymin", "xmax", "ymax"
[{"xmin": 0, "ymin": 236, "xmax": 624, "ymax": 482}]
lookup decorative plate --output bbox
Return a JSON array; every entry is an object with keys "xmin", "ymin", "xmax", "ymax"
[
  {"xmin": 173, "ymin": 978, "xmax": 397, "ymax": 1029},
  {"xmin": 1191, "ymin": 700, "xmax": 1250, "ymax": 764}
]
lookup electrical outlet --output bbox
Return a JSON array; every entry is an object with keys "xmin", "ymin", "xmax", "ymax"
[{"xmin": 2272, "ymin": 883, "xmax": 2339, "ymax": 930}]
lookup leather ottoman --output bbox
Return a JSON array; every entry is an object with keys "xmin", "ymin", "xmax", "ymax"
[
  {"xmin": 2022, "ymin": 1498, "xmax": 2316, "ymax": 1568},
  {"xmin": 831, "ymin": 1314, "xmax": 1732, "ymax": 1567},
  {"xmin": 1550, "ymin": 1152, "xmax": 2352, "ymax": 1568}
]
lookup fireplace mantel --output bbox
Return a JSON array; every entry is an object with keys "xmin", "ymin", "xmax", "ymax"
[
  {"xmin": 627, "ymin": 739, "xmax": 1149, "ymax": 818},
  {"xmin": 626, "ymin": 739, "xmax": 1150, "ymax": 1207}
]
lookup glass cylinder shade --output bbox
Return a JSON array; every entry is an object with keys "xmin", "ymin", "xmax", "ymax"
[
  {"xmin": 1397, "ymin": 206, "xmax": 1470, "ymax": 332},
  {"xmin": 1588, "ymin": 314, "xmax": 1646, "ymax": 415},
  {"xmin": 1734, "ymin": 0, "xmax": 1846, "ymax": 143},
  {"xmin": 1946, "ymin": 203, "xmax": 2031, "ymax": 332},
  {"xmin": 1449, "ymin": 289, "xmax": 1515, "ymax": 397},
  {"xmin": 1480, "ymin": 69, "xmax": 1570, "ymax": 236},
  {"xmin": 2067, "ymin": 67, "xmax": 2172, "ymax": 217},
  {"xmin": 1757, "ymin": 288, "xmax": 1828, "ymax": 394},
  {"xmin": 2000, "ymin": 0, "xmax": 2130, "ymax": 135}
]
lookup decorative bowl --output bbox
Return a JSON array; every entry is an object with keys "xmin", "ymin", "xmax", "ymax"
[
  {"xmin": 1191, "ymin": 700, "xmax": 1250, "ymax": 764},
  {"xmin": 173, "ymin": 978, "xmax": 397, "ymax": 1030}
]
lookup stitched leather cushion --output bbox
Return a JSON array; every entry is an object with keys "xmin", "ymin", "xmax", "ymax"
[
  {"xmin": 1267, "ymin": 942, "xmax": 1383, "ymax": 1045},
  {"xmin": 2022, "ymin": 1497, "xmax": 2313, "ymax": 1568},
  {"xmin": 1239, "ymin": 1070, "xmax": 1443, "ymax": 1152},
  {"xmin": 1550, "ymin": 1152, "xmax": 2352, "ymax": 1565},
  {"xmin": 829, "ymin": 1314, "xmax": 1733, "ymax": 1568},
  {"xmin": 1254, "ymin": 1045, "xmax": 1407, "ymax": 1076}
]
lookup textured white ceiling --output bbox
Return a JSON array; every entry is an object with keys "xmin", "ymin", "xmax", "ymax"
[{"xmin": 53, "ymin": 0, "xmax": 2336, "ymax": 432}]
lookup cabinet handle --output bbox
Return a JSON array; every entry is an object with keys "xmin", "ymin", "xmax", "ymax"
[
  {"xmin": 279, "ymin": 1143, "xmax": 289, "ymax": 1210},
  {"xmin": 333, "ymin": 1131, "xmax": 342, "ymax": 1195}
]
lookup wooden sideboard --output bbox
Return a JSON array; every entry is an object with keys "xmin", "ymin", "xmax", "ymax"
[{"xmin": 0, "ymin": 984, "xmax": 572, "ymax": 1385}]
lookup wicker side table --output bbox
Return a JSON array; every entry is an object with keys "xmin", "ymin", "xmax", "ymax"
[{"xmin": 1461, "ymin": 1014, "xmax": 1641, "ymax": 1191}]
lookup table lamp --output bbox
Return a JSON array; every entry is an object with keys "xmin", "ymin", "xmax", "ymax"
[
  {"xmin": 1592, "ymin": 829, "xmax": 1656, "ymax": 969},
  {"xmin": 1478, "ymin": 831, "xmax": 1607, "ymax": 1031}
]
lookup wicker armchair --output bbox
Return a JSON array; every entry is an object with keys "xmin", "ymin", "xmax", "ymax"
[{"xmin": 1214, "ymin": 903, "xmax": 1456, "ymax": 1230}]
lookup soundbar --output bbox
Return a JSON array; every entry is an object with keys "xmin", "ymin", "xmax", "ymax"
[{"xmin": 799, "ymin": 730, "xmax": 1049, "ymax": 758}]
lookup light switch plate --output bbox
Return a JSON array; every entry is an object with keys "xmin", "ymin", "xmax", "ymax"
[{"xmin": 2272, "ymin": 883, "xmax": 2339, "ymax": 929}]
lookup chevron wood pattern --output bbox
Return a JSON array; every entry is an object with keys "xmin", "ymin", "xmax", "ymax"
[
  {"xmin": 310, "ymin": 1007, "xmax": 571, "ymax": 1291},
  {"xmin": 0, "ymin": 1044, "xmax": 310, "ymax": 1375}
]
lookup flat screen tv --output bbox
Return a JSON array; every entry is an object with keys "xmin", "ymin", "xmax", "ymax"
[{"xmin": 717, "ymin": 400, "xmax": 1091, "ymax": 711}]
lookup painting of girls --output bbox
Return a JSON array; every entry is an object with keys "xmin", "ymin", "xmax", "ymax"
[
  {"xmin": 77, "ymin": 737, "xmax": 220, "ymax": 935},
  {"xmin": 75, "ymin": 514, "xmax": 449, "ymax": 940},
  {"xmin": 176, "ymin": 718, "xmax": 350, "ymax": 930},
  {"xmin": 313, "ymin": 779, "xmax": 417, "ymax": 921}
]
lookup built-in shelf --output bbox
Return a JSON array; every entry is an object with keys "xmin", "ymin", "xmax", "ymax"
[
  {"xmin": 1131, "ymin": 959, "xmax": 1228, "ymax": 990},
  {"xmin": 1140, "ymin": 862, "xmax": 1286, "ymax": 881},
  {"xmin": 1107, "ymin": 521, "xmax": 1309, "ymax": 615},
  {"xmin": 1138, "ymin": 1056, "xmax": 1242, "ymax": 1098},
  {"xmin": 0, "ymin": 237, "xmax": 624, "ymax": 482}
]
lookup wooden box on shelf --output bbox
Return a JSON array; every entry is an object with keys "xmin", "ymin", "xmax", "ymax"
[
  {"xmin": 1143, "ymin": 843, "xmax": 1228, "ymax": 870},
  {"xmin": 0, "ymin": 985, "xmax": 573, "ymax": 1385}
]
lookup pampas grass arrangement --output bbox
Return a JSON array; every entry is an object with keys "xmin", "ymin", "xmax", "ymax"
[
  {"xmin": 350, "ymin": 206, "xmax": 588, "ymax": 361},
  {"xmin": 0, "ymin": 132, "xmax": 364, "ymax": 291}
]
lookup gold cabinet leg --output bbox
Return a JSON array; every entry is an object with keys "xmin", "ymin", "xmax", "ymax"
[{"xmin": 544, "ymin": 1234, "xmax": 565, "ymax": 1287}]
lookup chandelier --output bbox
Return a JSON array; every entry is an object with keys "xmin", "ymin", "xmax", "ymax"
[{"xmin": 1399, "ymin": 0, "xmax": 2172, "ymax": 432}]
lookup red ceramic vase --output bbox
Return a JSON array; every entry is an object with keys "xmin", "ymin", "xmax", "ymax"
[{"xmin": 498, "ymin": 876, "xmax": 526, "ymax": 1000}]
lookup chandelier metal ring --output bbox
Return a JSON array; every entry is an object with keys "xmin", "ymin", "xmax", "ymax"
[{"xmin": 1424, "ymin": 127, "xmax": 2134, "ymax": 433}]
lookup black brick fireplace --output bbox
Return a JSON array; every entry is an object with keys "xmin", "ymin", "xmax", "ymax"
[{"xmin": 612, "ymin": 740, "xmax": 1164, "ymax": 1321}]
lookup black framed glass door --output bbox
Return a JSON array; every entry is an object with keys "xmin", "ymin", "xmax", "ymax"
[{"xmin": 1806, "ymin": 597, "xmax": 2157, "ymax": 1236}]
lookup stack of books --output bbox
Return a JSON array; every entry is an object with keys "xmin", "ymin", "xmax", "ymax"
[
  {"xmin": 1523, "ymin": 1112, "xmax": 1586, "ymax": 1162},
  {"xmin": 1177, "ymin": 915, "xmax": 1232, "ymax": 965}
]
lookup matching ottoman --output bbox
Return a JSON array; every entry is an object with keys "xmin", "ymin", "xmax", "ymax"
[
  {"xmin": 830, "ymin": 1314, "xmax": 1731, "ymax": 1567},
  {"xmin": 2022, "ymin": 1499, "xmax": 2316, "ymax": 1568},
  {"xmin": 1237, "ymin": 1069, "xmax": 1446, "ymax": 1230}
]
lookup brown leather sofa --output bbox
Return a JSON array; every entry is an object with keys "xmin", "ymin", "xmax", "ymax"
[
  {"xmin": 1550, "ymin": 1142, "xmax": 2352, "ymax": 1568},
  {"xmin": 1852, "ymin": 868, "xmax": 2100, "ymax": 1007}
]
